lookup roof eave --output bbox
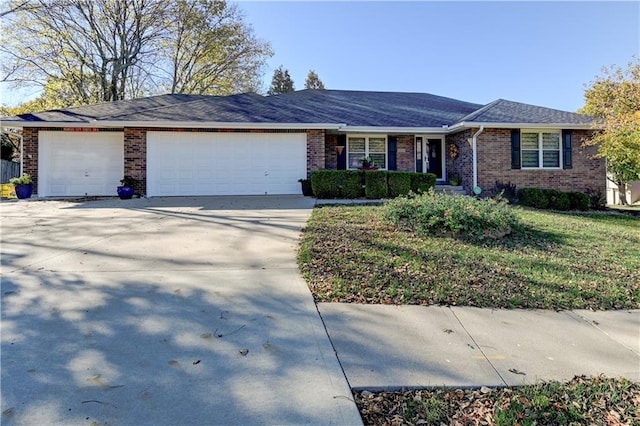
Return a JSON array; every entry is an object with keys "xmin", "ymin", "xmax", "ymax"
[
  {"xmin": 340, "ymin": 126, "xmax": 449, "ymax": 134},
  {"xmin": 448, "ymin": 121, "xmax": 600, "ymax": 131},
  {"xmin": 0, "ymin": 120, "xmax": 346, "ymax": 130}
]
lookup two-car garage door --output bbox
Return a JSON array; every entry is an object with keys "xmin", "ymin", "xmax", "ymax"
[{"xmin": 147, "ymin": 132, "xmax": 307, "ymax": 197}]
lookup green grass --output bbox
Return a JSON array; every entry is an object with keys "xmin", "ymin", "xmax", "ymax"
[
  {"xmin": 299, "ymin": 205, "xmax": 640, "ymax": 310},
  {"xmin": 354, "ymin": 376, "xmax": 640, "ymax": 426}
]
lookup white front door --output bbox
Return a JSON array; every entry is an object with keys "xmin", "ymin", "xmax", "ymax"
[
  {"xmin": 147, "ymin": 132, "xmax": 307, "ymax": 196},
  {"xmin": 38, "ymin": 131, "xmax": 124, "ymax": 197}
]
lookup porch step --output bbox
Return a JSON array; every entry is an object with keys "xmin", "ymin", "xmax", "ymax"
[{"xmin": 435, "ymin": 184, "xmax": 467, "ymax": 196}]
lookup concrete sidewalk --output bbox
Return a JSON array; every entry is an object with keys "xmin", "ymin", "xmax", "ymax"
[{"xmin": 319, "ymin": 304, "xmax": 639, "ymax": 390}]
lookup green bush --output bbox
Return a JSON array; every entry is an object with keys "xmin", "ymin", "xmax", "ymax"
[
  {"xmin": 382, "ymin": 191, "xmax": 520, "ymax": 239},
  {"xmin": 546, "ymin": 189, "xmax": 571, "ymax": 211},
  {"xmin": 520, "ymin": 187, "xmax": 593, "ymax": 211},
  {"xmin": 388, "ymin": 172, "xmax": 412, "ymax": 198},
  {"xmin": 568, "ymin": 191, "xmax": 590, "ymax": 211},
  {"xmin": 410, "ymin": 173, "xmax": 436, "ymax": 194},
  {"xmin": 10, "ymin": 173, "xmax": 33, "ymax": 186},
  {"xmin": 342, "ymin": 170, "xmax": 364, "ymax": 198},
  {"xmin": 365, "ymin": 171, "xmax": 388, "ymax": 199},
  {"xmin": 518, "ymin": 188, "xmax": 549, "ymax": 209},
  {"xmin": 586, "ymin": 188, "xmax": 607, "ymax": 210},
  {"xmin": 310, "ymin": 170, "xmax": 341, "ymax": 198}
]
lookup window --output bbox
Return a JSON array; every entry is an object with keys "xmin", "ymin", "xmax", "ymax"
[
  {"xmin": 347, "ymin": 135, "xmax": 387, "ymax": 169},
  {"xmin": 521, "ymin": 131, "xmax": 561, "ymax": 169}
]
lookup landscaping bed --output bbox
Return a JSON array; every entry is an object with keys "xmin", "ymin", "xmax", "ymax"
[
  {"xmin": 299, "ymin": 204, "xmax": 640, "ymax": 310},
  {"xmin": 354, "ymin": 376, "xmax": 640, "ymax": 425}
]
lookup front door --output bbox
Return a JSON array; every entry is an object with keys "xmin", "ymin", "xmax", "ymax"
[
  {"xmin": 416, "ymin": 136, "xmax": 445, "ymax": 180},
  {"xmin": 427, "ymin": 139, "xmax": 442, "ymax": 179}
]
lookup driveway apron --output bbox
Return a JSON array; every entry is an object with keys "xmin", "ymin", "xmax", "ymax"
[{"xmin": 1, "ymin": 196, "xmax": 362, "ymax": 425}]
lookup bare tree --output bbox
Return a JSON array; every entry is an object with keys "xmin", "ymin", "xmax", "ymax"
[
  {"xmin": 161, "ymin": 0, "xmax": 271, "ymax": 95},
  {"xmin": 0, "ymin": 0, "xmax": 272, "ymax": 109},
  {"xmin": 0, "ymin": 0, "xmax": 36, "ymax": 18}
]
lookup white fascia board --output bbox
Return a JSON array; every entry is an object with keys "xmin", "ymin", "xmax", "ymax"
[
  {"xmin": 340, "ymin": 126, "xmax": 448, "ymax": 134},
  {"xmin": 448, "ymin": 121, "xmax": 599, "ymax": 131}
]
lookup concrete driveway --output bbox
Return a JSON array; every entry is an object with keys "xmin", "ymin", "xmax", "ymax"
[{"xmin": 1, "ymin": 196, "xmax": 362, "ymax": 425}]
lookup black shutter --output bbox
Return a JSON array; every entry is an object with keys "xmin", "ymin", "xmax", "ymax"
[
  {"xmin": 337, "ymin": 134, "xmax": 346, "ymax": 170},
  {"xmin": 511, "ymin": 129, "xmax": 521, "ymax": 169},
  {"xmin": 562, "ymin": 130, "xmax": 572, "ymax": 169},
  {"xmin": 388, "ymin": 136, "xmax": 397, "ymax": 171}
]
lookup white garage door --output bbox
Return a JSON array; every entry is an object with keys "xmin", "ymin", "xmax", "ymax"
[
  {"xmin": 38, "ymin": 131, "xmax": 124, "ymax": 197},
  {"xmin": 147, "ymin": 132, "xmax": 307, "ymax": 196}
]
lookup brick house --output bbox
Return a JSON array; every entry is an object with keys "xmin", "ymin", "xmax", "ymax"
[{"xmin": 0, "ymin": 90, "xmax": 604, "ymax": 197}]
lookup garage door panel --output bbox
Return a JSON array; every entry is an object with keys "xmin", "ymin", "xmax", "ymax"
[
  {"xmin": 39, "ymin": 132, "xmax": 124, "ymax": 197},
  {"xmin": 147, "ymin": 132, "xmax": 306, "ymax": 196}
]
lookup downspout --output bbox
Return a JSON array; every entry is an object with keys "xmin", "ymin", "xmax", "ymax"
[
  {"xmin": 472, "ymin": 126, "xmax": 484, "ymax": 189},
  {"xmin": 19, "ymin": 132, "xmax": 24, "ymax": 176}
]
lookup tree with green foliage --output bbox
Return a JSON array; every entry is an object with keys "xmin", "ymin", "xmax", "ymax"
[
  {"xmin": 304, "ymin": 70, "xmax": 325, "ymax": 90},
  {"xmin": 0, "ymin": 0, "xmax": 272, "ymax": 110},
  {"xmin": 267, "ymin": 65, "xmax": 294, "ymax": 95},
  {"xmin": 580, "ymin": 57, "xmax": 640, "ymax": 205},
  {"xmin": 162, "ymin": 0, "xmax": 272, "ymax": 95}
]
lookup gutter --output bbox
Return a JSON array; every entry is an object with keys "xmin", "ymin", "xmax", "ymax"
[
  {"xmin": 449, "ymin": 121, "xmax": 598, "ymax": 131},
  {"xmin": 471, "ymin": 126, "xmax": 484, "ymax": 190},
  {"xmin": 1, "ymin": 120, "xmax": 346, "ymax": 130}
]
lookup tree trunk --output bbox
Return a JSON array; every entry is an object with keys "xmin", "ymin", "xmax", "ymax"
[{"xmin": 617, "ymin": 180, "xmax": 628, "ymax": 206}]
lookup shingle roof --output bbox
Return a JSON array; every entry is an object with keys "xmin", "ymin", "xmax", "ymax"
[
  {"xmin": 458, "ymin": 99, "xmax": 594, "ymax": 125},
  {"xmin": 0, "ymin": 90, "xmax": 595, "ymax": 128},
  {"xmin": 263, "ymin": 90, "xmax": 483, "ymax": 127}
]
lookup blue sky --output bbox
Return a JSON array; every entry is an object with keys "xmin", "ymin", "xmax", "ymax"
[{"xmin": 239, "ymin": 1, "xmax": 639, "ymax": 112}]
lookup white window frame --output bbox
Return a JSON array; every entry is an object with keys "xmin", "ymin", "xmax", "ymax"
[
  {"xmin": 346, "ymin": 134, "xmax": 388, "ymax": 170},
  {"xmin": 521, "ymin": 129, "xmax": 562, "ymax": 170}
]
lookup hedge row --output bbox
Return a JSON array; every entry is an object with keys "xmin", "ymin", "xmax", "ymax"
[
  {"xmin": 518, "ymin": 187, "xmax": 590, "ymax": 211},
  {"xmin": 310, "ymin": 170, "xmax": 436, "ymax": 199}
]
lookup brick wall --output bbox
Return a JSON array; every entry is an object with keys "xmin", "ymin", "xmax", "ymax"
[
  {"xmin": 22, "ymin": 127, "xmax": 39, "ymax": 194},
  {"xmin": 395, "ymin": 135, "xmax": 415, "ymax": 171},
  {"xmin": 476, "ymin": 128, "xmax": 606, "ymax": 194},
  {"xmin": 325, "ymin": 134, "xmax": 338, "ymax": 169},
  {"xmin": 307, "ymin": 129, "xmax": 325, "ymax": 176},
  {"xmin": 445, "ymin": 130, "xmax": 474, "ymax": 192},
  {"xmin": 124, "ymin": 128, "xmax": 147, "ymax": 194}
]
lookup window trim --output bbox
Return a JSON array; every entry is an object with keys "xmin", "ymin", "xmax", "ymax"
[
  {"xmin": 520, "ymin": 129, "xmax": 562, "ymax": 170},
  {"xmin": 346, "ymin": 134, "xmax": 388, "ymax": 170}
]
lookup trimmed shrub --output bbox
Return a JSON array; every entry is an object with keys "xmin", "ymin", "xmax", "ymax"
[
  {"xmin": 586, "ymin": 188, "xmax": 607, "ymax": 210},
  {"xmin": 494, "ymin": 181, "xmax": 518, "ymax": 204},
  {"xmin": 388, "ymin": 172, "xmax": 412, "ymax": 198},
  {"xmin": 568, "ymin": 191, "xmax": 590, "ymax": 211},
  {"xmin": 518, "ymin": 188, "xmax": 549, "ymax": 209},
  {"xmin": 342, "ymin": 170, "xmax": 364, "ymax": 198},
  {"xmin": 365, "ymin": 171, "xmax": 388, "ymax": 199},
  {"xmin": 546, "ymin": 189, "xmax": 571, "ymax": 211},
  {"xmin": 310, "ymin": 170, "xmax": 341, "ymax": 198},
  {"xmin": 410, "ymin": 172, "xmax": 436, "ymax": 194},
  {"xmin": 382, "ymin": 191, "xmax": 520, "ymax": 239}
]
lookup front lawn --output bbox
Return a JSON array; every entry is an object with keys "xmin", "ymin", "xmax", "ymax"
[
  {"xmin": 354, "ymin": 376, "xmax": 640, "ymax": 425},
  {"xmin": 299, "ymin": 205, "xmax": 640, "ymax": 310}
]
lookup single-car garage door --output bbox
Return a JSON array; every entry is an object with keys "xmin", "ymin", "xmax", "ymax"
[
  {"xmin": 38, "ymin": 131, "xmax": 124, "ymax": 197},
  {"xmin": 147, "ymin": 132, "xmax": 307, "ymax": 196}
]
